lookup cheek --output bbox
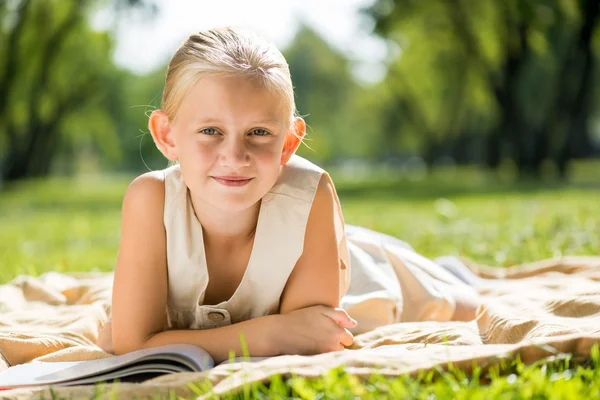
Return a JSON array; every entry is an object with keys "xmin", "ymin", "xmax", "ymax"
[
  {"xmin": 250, "ymin": 139, "xmax": 285, "ymax": 160},
  {"xmin": 181, "ymin": 139, "xmax": 217, "ymax": 158},
  {"xmin": 252, "ymin": 147, "xmax": 284, "ymax": 183},
  {"xmin": 253, "ymin": 147, "xmax": 285, "ymax": 172},
  {"xmin": 177, "ymin": 142, "xmax": 217, "ymax": 175},
  {"xmin": 195, "ymin": 144, "xmax": 217, "ymax": 159}
]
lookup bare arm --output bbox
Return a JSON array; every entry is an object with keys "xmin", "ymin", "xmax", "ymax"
[
  {"xmin": 110, "ymin": 172, "xmax": 280, "ymax": 362},
  {"xmin": 141, "ymin": 317, "xmax": 279, "ymax": 363},
  {"xmin": 279, "ymin": 174, "xmax": 348, "ymax": 313}
]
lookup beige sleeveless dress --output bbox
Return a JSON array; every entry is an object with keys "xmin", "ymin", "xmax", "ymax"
[{"xmin": 163, "ymin": 155, "xmax": 474, "ymax": 334}]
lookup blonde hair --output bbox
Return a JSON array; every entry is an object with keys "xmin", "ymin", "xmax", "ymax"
[{"xmin": 162, "ymin": 27, "xmax": 296, "ymax": 127}]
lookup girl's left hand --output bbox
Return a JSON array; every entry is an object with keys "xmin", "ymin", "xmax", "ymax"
[{"xmin": 272, "ymin": 305, "xmax": 356, "ymax": 355}]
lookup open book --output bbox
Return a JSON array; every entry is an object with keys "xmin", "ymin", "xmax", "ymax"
[{"xmin": 0, "ymin": 344, "xmax": 259, "ymax": 388}]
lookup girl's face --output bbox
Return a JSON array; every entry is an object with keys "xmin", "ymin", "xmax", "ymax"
[{"xmin": 169, "ymin": 75, "xmax": 295, "ymax": 213}]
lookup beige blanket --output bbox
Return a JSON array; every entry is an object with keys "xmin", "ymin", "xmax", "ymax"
[{"xmin": 1, "ymin": 256, "xmax": 600, "ymax": 399}]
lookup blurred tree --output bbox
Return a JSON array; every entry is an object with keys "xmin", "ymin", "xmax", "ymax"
[
  {"xmin": 364, "ymin": 0, "xmax": 599, "ymax": 177},
  {"xmin": 548, "ymin": 0, "xmax": 599, "ymax": 176},
  {"xmin": 113, "ymin": 66, "xmax": 169, "ymax": 172},
  {"xmin": 284, "ymin": 25, "xmax": 366, "ymax": 163},
  {"xmin": 0, "ymin": 0, "xmax": 155, "ymax": 181}
]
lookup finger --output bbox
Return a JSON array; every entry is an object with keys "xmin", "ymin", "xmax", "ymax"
[
  {"xmin": 320, "ymin": 307, "xmax": 357, "ymax": 328},
  {"xmin": 339, "ymin": 327, "xmax": 354, "ymax": 347}
]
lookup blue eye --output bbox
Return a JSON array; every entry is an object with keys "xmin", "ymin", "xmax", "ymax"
[
  {"xmin": 201, "ymin": 128, "xmax": 218, "ymax": 135},
  {"xmin": 251, "ymin": 129, "xmax": 270, "ymax": 136}
]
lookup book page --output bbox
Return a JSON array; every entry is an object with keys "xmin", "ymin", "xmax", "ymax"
[{"xmin": 0, "ymin": 344, "xmax": 214, "ymax": 388}]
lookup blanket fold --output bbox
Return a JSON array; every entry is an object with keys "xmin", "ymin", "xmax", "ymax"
[{"xmin": 1, "ymin": 256, "xmax": 599, "ymax": 399}]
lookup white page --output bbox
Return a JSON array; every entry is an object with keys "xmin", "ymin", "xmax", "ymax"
[
  {"xmin": 0, "ymin": 361, "xmax": 82, "ymax": 387},
  {"xmin": 0, "ymin": 344, "xmax": 214, "ymax": 388}
]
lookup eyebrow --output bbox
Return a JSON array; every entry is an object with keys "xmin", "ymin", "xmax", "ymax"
[{"xmin": 195, "ymin": 118, "xmax": 283, "ymax": 127}]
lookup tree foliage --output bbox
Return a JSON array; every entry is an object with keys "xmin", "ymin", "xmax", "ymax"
[
  {"xmin": 0, "ymin": 0, "xmax": 155, "ymax": 181},
  {"xmin": 363, "ymin": 0, "xmax": 600, "ymax": 176}
]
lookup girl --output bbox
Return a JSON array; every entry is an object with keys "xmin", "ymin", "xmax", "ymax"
[{"xmin": 98, "ymin": 27, "xmax": 480, "ymax": 363}]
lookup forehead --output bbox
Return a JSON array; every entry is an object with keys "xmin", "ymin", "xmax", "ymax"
[{"xmin": 176, "ymin": 75, "xmax": 289, "ymax": 128}]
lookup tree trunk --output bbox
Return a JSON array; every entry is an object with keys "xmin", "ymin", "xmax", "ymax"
[
  {"xmin": 1, "ymin": 0, "xmax": 83, "ymax": 182},
  {"xmin": 556, "ymin": 0, "xmax": 599, "ymax": 178},
  {"xmin": 486, "ymin": 15, "xmax": 531, "ymax": 173}
]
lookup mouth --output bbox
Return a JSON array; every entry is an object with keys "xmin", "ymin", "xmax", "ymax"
[{"xmin": 211, "ymin": 176, "xmax": 254, "ymax": 187}]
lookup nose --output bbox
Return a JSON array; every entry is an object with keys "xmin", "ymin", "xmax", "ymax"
[{"xmin": 219, "ymin": 136, "xmax": 251, "ymax": 171}]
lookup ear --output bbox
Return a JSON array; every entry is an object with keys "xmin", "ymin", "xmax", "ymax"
[
  {"xmin": 149, "ymin": 110, "xmax": 178, "ymax": 162},
  {"xmin": 280, "ymin": 117, "xmax": 306, "ymax": 165}
]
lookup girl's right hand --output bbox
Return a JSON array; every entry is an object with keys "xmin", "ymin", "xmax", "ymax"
[{"xmin": 273, "ymin": 305, "xmax": 356, "ymax": 355}]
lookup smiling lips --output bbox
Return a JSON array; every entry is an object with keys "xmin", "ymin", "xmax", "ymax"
[{"xmin": 212, "ymin": 176, "xmax": 254, "ymax": 187}]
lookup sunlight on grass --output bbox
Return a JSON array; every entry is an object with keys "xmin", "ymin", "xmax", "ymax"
[{"xmin": 0, "ymin": 175, "xmax": 129, "ymax": 282}]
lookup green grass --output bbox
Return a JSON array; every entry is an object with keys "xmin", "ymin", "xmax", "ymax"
[
  {"xmin": 0, "ymin": 175, "xmax": 127, "ymax": 283},
  {"xmin": 0, "ymin": 162, "xmax": 599, "ymax": 399},
  {"xmin": 196, "ymin": 353, "xmax": 600, "ymax": 399}
]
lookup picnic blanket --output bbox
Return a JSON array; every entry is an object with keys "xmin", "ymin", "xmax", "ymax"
[{"xmin": 1, "ymin": 256, "xmax": 600, "ymax": 399}]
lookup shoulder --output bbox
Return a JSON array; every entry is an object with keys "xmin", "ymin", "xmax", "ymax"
[
  {"xmin": 303, "ymin": 173, "xmax": 340, "ymax": 241},
  {"xmin": 122, "ymin": 170, "xmax": 166, "ymax": 213},
  {"xmin": 312, "ymin": 173, "xmax": 337, "ymax": 213},
  {"xmin": 125, "ymin": 170, "xmax": 165, "ymax": 197}
]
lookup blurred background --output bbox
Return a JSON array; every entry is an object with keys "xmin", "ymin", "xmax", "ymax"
[
  {"xmin": 1, "ymin": 0, "xmax": 599, "ymax": 183},
  {"xmin": 0, "ymin": 0, "xmax": 599, "ymax": 281}
]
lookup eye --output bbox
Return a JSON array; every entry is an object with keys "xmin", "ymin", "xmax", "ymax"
[
  {"xmin": 200, "ymin": 128, "xmax": 218, "ymax": 135},
  {"xmin": 250, "ymin": 129, "xmax": 270, "ymax": 137}
]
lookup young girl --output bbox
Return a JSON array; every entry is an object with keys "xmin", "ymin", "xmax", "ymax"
[{"xmin": 98, "ymin": 27, "xmax": 480, "ymax": 363}]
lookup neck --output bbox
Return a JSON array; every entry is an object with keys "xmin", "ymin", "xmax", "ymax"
[{"xmin": 189, "ymin": 193, "xmax": 261, "ymax": 243}]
